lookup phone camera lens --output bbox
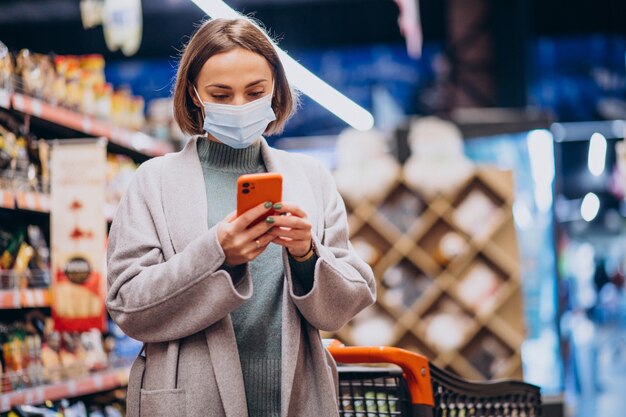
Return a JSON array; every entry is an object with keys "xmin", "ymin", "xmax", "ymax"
[
  {"xmin": 243, "ymin": 182, "xmax": 250, "ymax": 188},
  {"xmin": 242, "ymin": 189, "xmax": 250, "ymax": 194}
]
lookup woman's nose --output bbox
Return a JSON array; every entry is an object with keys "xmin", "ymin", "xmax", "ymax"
[{"xmin": 232, "ymin": 95, "xmax": 246, "ymax": 106}]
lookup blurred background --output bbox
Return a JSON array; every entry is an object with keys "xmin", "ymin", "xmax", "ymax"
[{"xmin": 0, "ymin": 0, "xmax": 625, "ymax": 416}]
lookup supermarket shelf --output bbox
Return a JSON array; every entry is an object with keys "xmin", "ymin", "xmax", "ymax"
[
  {"xmin": 0, "ymin": 189, "xmax": 15, "ymax": 209},
  {"xmin": 2, "ymin": 90, "xmax": 172, "ymax": 158},
  {"xmin": 0, "ymin": 190, "xmax": 50, "ymax": 214},
  {"xmin": 15, "ymin": 191, "xmax": 51, "ymax": 213},
  {"xmin": 0, "ymin": 366, "xmax": 131, "ymax": 412},
  {"xmin": 0, "ymin": 288, "xmax": 50, "ymax": 309},
  {"xmin": 0, "ymin": 189, "xmax": 114, "ymax": 221},
  {"xmin": 0, "ymin": 88, "xmax": 10, "ymax": 109}
]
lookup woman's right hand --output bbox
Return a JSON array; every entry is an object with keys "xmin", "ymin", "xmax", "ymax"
[{"xmin": 217, "ymin": 202, "xmax": 276, "ymax": 266}]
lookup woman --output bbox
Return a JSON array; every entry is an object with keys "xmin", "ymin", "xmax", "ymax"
[{"xmin": 106, "ymin": 17, "xmax": 376, "ymax": 417}]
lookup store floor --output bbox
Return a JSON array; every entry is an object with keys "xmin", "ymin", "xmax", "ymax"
[{"xmin": 568, "ymin": 325, "xmax": 626, "ymax": 417}]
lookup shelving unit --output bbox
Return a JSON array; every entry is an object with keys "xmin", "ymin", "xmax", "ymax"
[
  {"xmin": 0, "ymin": 288, "xmax": 50, "ymax": 309},
  {"xmin": 0, "ymin": 366, "xmax": 130, "ymax": 412},
  {"xmin": 0, "ymin": 87, "xmax": 153, "ymax": 408},
  {"xmin": 0, "ymin": 89, "xmax": 173, "ymax": 158},
  {"xmin": 326, "ymin": 167, "xmax": 525, "ymax": 381}
]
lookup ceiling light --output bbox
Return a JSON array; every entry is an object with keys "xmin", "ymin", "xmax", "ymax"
[
  {"xmin": 581, "ymin": 192, "xmax": 600, "ymax": 222},
  {"xmin": 588, "ymin": 132, "xmax": 607, "ymax": 177}
]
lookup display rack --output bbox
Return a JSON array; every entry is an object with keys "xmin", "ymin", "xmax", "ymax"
[
  {"xmin": 0, "ymin": 89, "xmax": 173, "ymax": 158},
  {"xmin": 0, "ymin": 288, "xmax": 50, "ymax": 309},
  {"xmin": 0, "ymin": 366, "xmax": 130, "ymax": 412},
  {"xmin": 325, "ymin": 167, "xmax": 525, "ymax": 381},
  {"xmin": 0, "ymin": 87, "xmax": 143, "ymax": 408}
]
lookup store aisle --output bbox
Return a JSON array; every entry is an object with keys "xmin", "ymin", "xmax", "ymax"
[{"xmin": 573, "ymin": 326, "xmax": 626, "ymax": 417}]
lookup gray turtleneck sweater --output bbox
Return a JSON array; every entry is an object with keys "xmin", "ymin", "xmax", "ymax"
[{"xmin": 196, "ymin": 137, "xmax": 317, "ymax": 417}]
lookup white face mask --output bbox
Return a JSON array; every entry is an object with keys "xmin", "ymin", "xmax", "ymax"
[{"xmin": 194, "ymin": 87, "xmax": 277, "ymax": 149}]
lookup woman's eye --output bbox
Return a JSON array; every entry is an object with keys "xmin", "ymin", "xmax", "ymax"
[
  {"xmin": 249, "ymin": 91, "xmax": 264, "ymax": 97},
  {"xmin": 212, "ymin": 94, "xmax": 229, "ymax": 100}
]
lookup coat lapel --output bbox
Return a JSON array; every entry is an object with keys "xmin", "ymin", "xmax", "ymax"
[{"xmin": 160, "ymin": 136, "xmax": 208, "ymax": 253}]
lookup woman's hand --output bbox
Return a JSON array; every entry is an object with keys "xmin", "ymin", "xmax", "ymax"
[
  {"xmin": 217, "ymin": 202, "xmax": 276, "ymax": 266},
  {"xmin": 266, "ymin": 202, "xmax": 313, "ymax": 258}
]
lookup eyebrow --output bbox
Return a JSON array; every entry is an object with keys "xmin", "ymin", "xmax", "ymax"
[{"xmin": 205, "ymin": 79, "xmax": 268, "ymax": 89}]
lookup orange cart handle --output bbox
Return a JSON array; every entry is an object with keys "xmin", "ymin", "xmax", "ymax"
[{"xmin": 326, "ymin": 340, "xmax": 435, "ymax": 408}]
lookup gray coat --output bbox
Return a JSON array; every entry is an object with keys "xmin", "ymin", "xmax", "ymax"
[{"xmin": 106, "ymin": 136, "xmax": 376, "ymax": 417}]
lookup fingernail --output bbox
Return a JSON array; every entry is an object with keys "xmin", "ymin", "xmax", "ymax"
[
  {"xmin": 273, "ymin": 203, "xmax": 282, "ymax": 210},
  {"xmin": 266, "ymin": 216, "xmax": 275, "ymax": 224},
  {"xmin": 264, "ymin": 201, "xmax": 272, "ymax": 209}
]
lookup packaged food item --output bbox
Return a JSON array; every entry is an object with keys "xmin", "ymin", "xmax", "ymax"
[
  {"xmin": 82, "ymin": 329, "xmax": 108, "ymax": 370},
  {"xmin": 0, "ymin": 226, "xmax": 26, "ymax": 270},
  {"xmin": 13, "ymin": 242, "xmax": 35, "ymax": 288},
  {"xmin": 38, "ymin": 139, "xmax": 51, "ymax": 193},
  {"xmin": 0, "ymin": 223, "xmax": 14, "ymax": 256},
  {"xmin": 433, "ymin": 231, "xmax": 466, "ymax": 265},
  {"xmin": 27, "ymin": 225, "xmax": 51, "ymax": 287},
  {"xmin": 94, "ymin": 83, "xmax": 112, "ymax": 120},
  {"xmin": 129, "ymin": 96, "xmax": 145, "ymax": 130},
  {"xmin": 0, "ymin": 41, "xmax": 13, "ymax": 91},
  {"xmin": 39, "ymin": 55, "xmax": 57, "ymax": 103}
]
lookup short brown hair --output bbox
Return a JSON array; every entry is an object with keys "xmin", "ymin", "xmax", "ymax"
[{"xmin": 173, "ymin": 18, "xmax": 297, "ymax": 136}]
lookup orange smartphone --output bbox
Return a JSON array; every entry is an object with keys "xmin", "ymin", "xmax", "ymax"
[{"xmin": 237, "ymin": 173, "xmax": 283, "ymax": 227}]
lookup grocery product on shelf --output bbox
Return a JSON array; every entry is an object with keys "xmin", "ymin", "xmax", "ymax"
[
  {"xmin": 0, "ymin": 220, "xmax": 50, "ymax": 289},
  {"xmin": 333, "ymin": 127, "xmax": 401, "ymax": 206},
  {"xmin": 0, "ymin": 112, "xmax": 52, "ymax": 195},
  {"xmin": 146, "ymin": 97, "xmax": 186, "ymax": 144},
  {"xmin": 456, "ymin": 261, "xmax": 502, "ymax": 314},
  {"xmin": 10, "ymin": 390, "xmax": 126, "ymax": 417},
  {"xmin": 0, "ymin": 41, "xmax": 12, "ymax": 96},
  {"xmin": 0, "ymin": 313, "xmax": 115, "ymax": 393},
  {"xmin": 8, "ymin": 49, "xmax": 146, "ymax": 131},
  {"xmin": 105, "ymin": 154, "xmax": 137, "ymax": 219},
  {"xmin": 0, "ymin": 116, "xmax": 138, "ymax": 214},
  {"xmin": 452, "ymin": 187, "xmax": 500, "ymax": 240},
  {"xmin": 403, "ymin": 116, "xmax": 474, "ymax": 198}
]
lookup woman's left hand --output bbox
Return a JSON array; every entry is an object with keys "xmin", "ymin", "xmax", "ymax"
[{"xmin": 266, "ymin": 202, "xmax": 313, "ymax": 257}]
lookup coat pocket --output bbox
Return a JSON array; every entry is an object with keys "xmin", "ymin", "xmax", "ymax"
[
  {"xmin": 140, "ymin": 389, "xmax": 187, "ymax": 417},
  {"xmin": 126, "ymin": 353, "xmax": 145, "ymax": 417}
]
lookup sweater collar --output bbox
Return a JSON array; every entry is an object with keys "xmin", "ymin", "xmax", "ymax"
[{"xmin": 196, "ymin": 136, "xmax": 264, "ymax": 173}]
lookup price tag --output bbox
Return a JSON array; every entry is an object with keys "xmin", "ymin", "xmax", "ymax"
[
  {"xmin": 31, "ymin": 99, "xmax": 42, "ymax": 117},
  {"xmin": 93, "ymin": 373, "xmax": 104, "ymax": 389},
  {"xmin": 82, "ymin": 116, "xmax": 93, "ymax": 133},
  {"xmin": 67, "ymin": 379, "xmax": 78, "ymax": 395},
  {"xmin": 13, "ymin": 94, "xmax": 24, "ymax": 111},
  {"xmin": 34, "ymin": 387, "xmax": 46, "ymax": 404},
  {"xmin": 34, "ymin": 289, "xmax": 45, "ymax": 306},
  {"xmin": 0, "ymin": 190, "xmax": 14, "ymax": 208},
  {"xmin": 41, "ymin": 194, "xmax": 51, "ymax": 212},
  {"xmin": 0, "ymin": 89, "xmax": 10, "ymax": 108},
  {"xmin": 23, "ymin": 289, "xmax": 35, "ymax": 306},
  {"xmin": 26, "ymin": 192, "xmax": 36, "ymax": 210},
  {"xmin": 12, "ymin": 288, "xmax": 20, "ymax": 309},
  {"xmin": 1, "ymin": 394, "xmax": 10, "ymax": 411},
  {"xmin": 24, "ymin": 390, "xmax": 35, "ymax": 405}
]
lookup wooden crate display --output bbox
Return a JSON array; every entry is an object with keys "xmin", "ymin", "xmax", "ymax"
[{"xmin": 325, "ymin": 168, "xmax": 525, "ymax": 381}]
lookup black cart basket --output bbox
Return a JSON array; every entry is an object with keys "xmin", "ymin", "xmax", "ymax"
[{"xmin": 327, "ymin": 341, "xmax": 541, "ymax": 417}]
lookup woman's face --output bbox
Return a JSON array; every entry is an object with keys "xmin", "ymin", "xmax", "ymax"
[{"xmin": 194, "ymin": 47, "xmax": 274, "ymax": 106}]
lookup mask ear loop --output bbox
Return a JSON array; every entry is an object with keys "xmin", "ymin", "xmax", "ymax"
[{"xmin": 192, "ymin": 85, "xmax": 206, "ymax": 119}]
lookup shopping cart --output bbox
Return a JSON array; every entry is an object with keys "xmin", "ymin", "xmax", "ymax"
[{"xmin": 327, "ymin": 340, "xmax": 541, "ymax": 417}]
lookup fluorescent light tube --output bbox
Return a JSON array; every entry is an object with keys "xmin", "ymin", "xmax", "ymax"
[{"xmin": 588, "ymin": 132, "xmax": 607, "ymax": 177}]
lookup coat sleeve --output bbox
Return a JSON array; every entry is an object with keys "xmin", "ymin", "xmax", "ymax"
[
  {"xmin": 105, "ymin": 161, "xmax": 252, "ymax": 343},
  {"xmin": 286, "ymin": 160, "xmax": 376, "ymax": 332}
]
